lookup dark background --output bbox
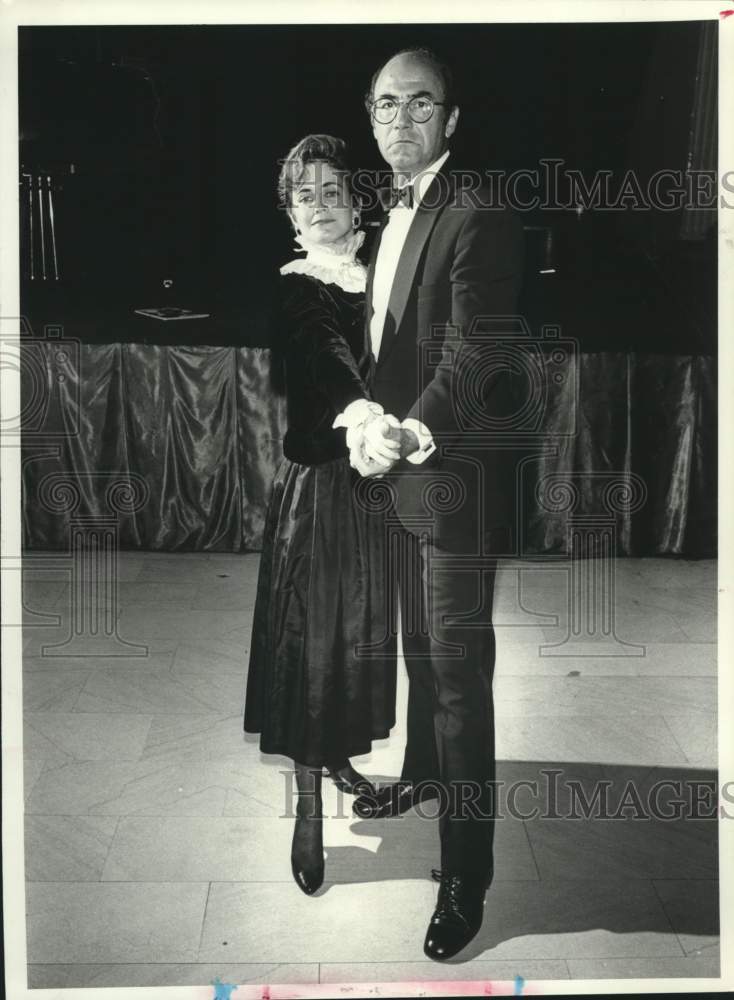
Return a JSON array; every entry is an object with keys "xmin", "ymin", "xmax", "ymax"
[{"xmin": 18, "ymin": 21, "xmax": 716, "ymax": 351}]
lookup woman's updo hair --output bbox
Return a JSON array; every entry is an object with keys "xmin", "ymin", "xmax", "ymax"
[{"xmin": 277, "ymin": 133, "xmax": 353, "ymax": 209}]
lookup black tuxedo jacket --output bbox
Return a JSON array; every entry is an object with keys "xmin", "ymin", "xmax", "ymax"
[{"xmin": 367, "ymin": 162, "xmax": 525, "ymax": 554}]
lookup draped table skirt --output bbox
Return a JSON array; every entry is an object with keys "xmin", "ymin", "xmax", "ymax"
[{"xmin": 19, "ymin": 343, "xmax": 716, "ymax": 556}]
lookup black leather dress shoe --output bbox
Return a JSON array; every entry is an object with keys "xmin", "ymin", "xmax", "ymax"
[
  {"xmin": 352, "ymin": 780, "xmax": 440, "ymax": 819},
  {"xmin": 423, "ymin": 869, "xmax": 486, "ymax": 961},
  {"xmin": 325, "ymin": 766, "xmax": 376, "ymax": 797}
]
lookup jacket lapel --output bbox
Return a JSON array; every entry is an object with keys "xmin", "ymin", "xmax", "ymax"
[
  {"xmin": 376, "ymin": 169, "xmax": 449, "ymax": 368},
  {"xmin": 364, "ymin": 219, "xmax": 386, "ymax": 359}
]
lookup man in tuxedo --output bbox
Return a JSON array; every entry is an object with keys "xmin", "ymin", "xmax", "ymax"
[{"xmin": 335, "ymin": 47, "xmax": 524, "ymax": 960}]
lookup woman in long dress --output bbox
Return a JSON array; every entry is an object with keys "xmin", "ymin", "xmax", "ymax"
[{"xmin": 244, "ymin": 134, "xmax": 400, "ymax": 895}]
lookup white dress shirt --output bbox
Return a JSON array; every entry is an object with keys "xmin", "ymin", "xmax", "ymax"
[
  {"xmin": 369, "ymin": 149, "xmax": 451, "ymax": 362},
  {"xmin": 366, "ymin": 149, "xmax": 451, "ymax": 463},
  {"xmin": 332, "ymin": 151, "xmax": 451, "ymax": 467}
]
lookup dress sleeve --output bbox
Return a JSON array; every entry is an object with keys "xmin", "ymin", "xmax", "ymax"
[{"xmin": 280, "ymin": 274, "xmax": 369, "ymax": 414}]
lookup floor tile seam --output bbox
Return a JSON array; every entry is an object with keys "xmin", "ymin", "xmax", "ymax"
[
  {"xmin": 683, "ymin": 941, "xmax": 721, "ymax": 957},
  {"xmin": 218, "ymin": 790, "xmax": 279, "ymax": 812},
  {"xmin": 649, "ymin": 878, "xmax": 693, "ymax": 957},
  {"xmin": 97, "ymin": 815, "xmax": 125, "ymax": 882},
  {"xmin": 675, "ymin": 617, "xmax": 716, "ymax": 642},
  {"xmin": 495, "ymin": 676, "xmax": 718, "ymax": 683},
  {"xmin": 25, "ymin": 877, "xmax": 568, "ymax": 884},
  {"xmin": 28, "ymin": 876, "xmax": 698, "ymax": 886},
  {"xmin": 27, "ymin": 962, "xmax": 319, "ymax": 966},
  {"xmin": 616, "ymin": 594, "xmax": 715, "ymax": 619},
  {"xmin": 26, "ymin": 811, "xmax": 245, "ymax": 818},
  {"xmin": 659, "ymin": 716, "xmax": 695, "ymax": 765},
  {"xmin": 493, "ymin": 709, "xmax": 716, "ymax": 719},
  {"xmin": 79, "ymin": 669, "xmax": 231, "ymax": 710},
  {"xmin": 61, "ymin": 708, "xmax": 241, "ymax": 717},
  {"xmin": 519, "ymin": 819, "xmax": 543, "ymax": 882},
  {"xmin": 26, "ymin": 879, "xmax": 215, "ymax": 885},
  {"xmin": 195, "ymin": 882, "xmax": 213, "ymax": 961},
  {"xmin": 23, "ymin": 719, "xmax": 81, "ymax": 762},
  {"xmin": 494, "ymin": 673, "xmax": 718, "ymax": 679}
]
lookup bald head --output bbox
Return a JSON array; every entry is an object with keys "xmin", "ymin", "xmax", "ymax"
[
  {"xmin": 367, "ymin": 47, "xmax": 454, "ymax": 107},
  {"xmin": 368, "ymin": 48, "xmax": 459, "ymax": 178}
]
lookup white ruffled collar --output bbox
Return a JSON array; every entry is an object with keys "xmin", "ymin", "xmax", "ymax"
[{"xmin": 279, "ymin": 229, "xmax": 367, "ymax": 293}]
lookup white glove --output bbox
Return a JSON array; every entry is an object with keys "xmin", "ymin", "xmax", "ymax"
[
  {"xmin": 349, "ymin": 445, "xmax": 390, "ymax": 478},
  {"xmin": 360, "ymin": 414, "xmax": 402, "ymax": 467}
]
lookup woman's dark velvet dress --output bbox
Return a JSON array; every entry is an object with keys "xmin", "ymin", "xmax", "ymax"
[{"xmin": 244, "ymin": 271, "xmax": 397, "ymax": 767}]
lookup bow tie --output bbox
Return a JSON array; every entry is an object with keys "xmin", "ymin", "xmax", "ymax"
[{"xmin": 388, "ymin": 183, "xmax": 414, "ymax": 210}]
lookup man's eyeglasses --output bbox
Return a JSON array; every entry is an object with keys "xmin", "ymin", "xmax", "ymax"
[{"xmin": 370, "ymin": 96, "xmax": 447, "ymax": 125}]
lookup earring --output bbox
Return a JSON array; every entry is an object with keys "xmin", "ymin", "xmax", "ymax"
[{"xmin": 352, "ymin": 213, "xmax": 361, "ymax": 229}]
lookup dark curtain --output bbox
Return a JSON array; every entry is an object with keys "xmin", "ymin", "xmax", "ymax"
[
  {"xmin": 22, "ymin": 343, "xmax": 284, "ymax": 552},
  {"xmin": 680, "ymin": 20, "xmax": 717, "ymax": 242},
  {"xmin": 21, "ymin": 342, "xmax": 715, "ymax": 556}
]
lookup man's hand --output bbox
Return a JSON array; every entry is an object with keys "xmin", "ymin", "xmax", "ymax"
[
  {"xmin": 361, "ymin": 415, "xmax": 402, "ymax": 467},
  {"xmin": 380, "ymin": 422, "xmax": 421, "ymax": 459},
  {"xmin": 360, "ymin": 416, "xmax": 400, "ymax": 468},
  {"xmin": 348, "ymin": 413, "xmax": 404, "ymax": 477},
  {"xmin": 391, "ymin": 425, "xmax": 420, "ymax": 459}
]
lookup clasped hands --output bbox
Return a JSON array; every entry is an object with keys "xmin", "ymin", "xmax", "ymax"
[{"xmin": 348, "ymin": 413, "xmax": 420, "ymax": 478}]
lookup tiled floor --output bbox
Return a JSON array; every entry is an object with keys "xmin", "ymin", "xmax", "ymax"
[{"xmin": 17, "ymin": 552, "xmax": 719, "ymax": 988}]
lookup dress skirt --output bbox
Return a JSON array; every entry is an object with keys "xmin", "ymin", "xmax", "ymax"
[{"xmin": 244, "ymin": 455, "xmax": 397, "ymax": 767}]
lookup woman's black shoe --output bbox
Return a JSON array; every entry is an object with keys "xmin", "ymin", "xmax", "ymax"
[
  {"xmin": 353, "ymin": 780, "xmax": 440, "ymax": 818},
  {"xmin": 290, "ymin": 813, "xmax": 324, "ymax": 896},
  {"xmin": 325, "ymin": 763, "xmax": 376, "ymax": 797}
]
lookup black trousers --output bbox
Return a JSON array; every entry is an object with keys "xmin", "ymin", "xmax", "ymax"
[{"xmin": 395, "ymin": 528, "xmax": 497, "ymax": 884}]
